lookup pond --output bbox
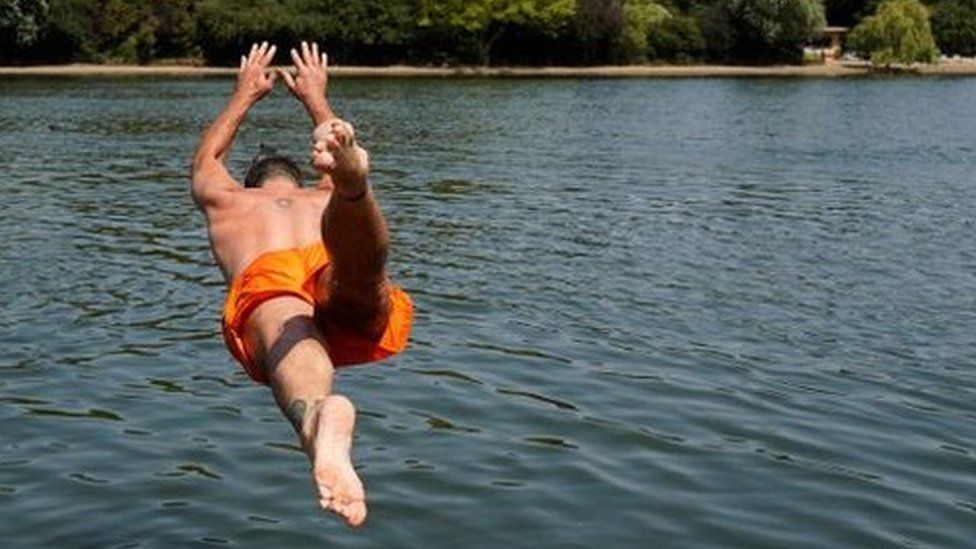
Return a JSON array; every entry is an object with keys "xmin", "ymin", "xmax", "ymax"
[{"xmin": 1, "ymin": 75, "xmax": 974, "ymax": 547}]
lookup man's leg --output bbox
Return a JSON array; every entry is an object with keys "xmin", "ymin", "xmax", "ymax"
[
  {"xmin": 313, "ymin": 119, "xmax": 392, "ymax": 337},
  {"xmin": 244, "ymin": 298, "xmax": 367, "ymax": 527}
]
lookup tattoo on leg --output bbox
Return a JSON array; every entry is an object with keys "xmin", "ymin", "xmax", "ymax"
[
  {"xmin": 286, "ymin": 400, "xmax": 308, "ymax": 433},
  {"xmin": 286, "ymin": 398, "xmax": 323, "ymax": 434}
]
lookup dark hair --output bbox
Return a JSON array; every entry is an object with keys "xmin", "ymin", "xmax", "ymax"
[{"xmin": 244, "ymin": 151, "xmax": 303, "ymax": 188}]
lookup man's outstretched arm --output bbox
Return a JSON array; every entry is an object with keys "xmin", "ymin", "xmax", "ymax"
[
  {"xmin": 278, "ymin": 41, "xmax": 336, "ymax": 130},
  {"xmin": 191, "ymin": 42, "xmax": 277, "ymax": 208}
]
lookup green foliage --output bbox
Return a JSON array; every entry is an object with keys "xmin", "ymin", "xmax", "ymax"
[
  {"xmin": 154, "ymin": 0, "xmax": 202, "ymax": 59},
  {"xmin": 421, "ymin": 0, "xmax": 576, "ymax": 64},
  {"xmin": 0, "ymin": 0, "xmax": 48, "ymax": 50},
  {"xmin": 616, "ymin": 0, "xmax": 670, "ymax": 63},
  {"xmin": 94, "ymin": 0, "xmax": 157, "ymax": 63},
  {"xmin": 573, "ymin": 0, "xmax": 624, "ymax": 63},
  {"xmin": 930, "ymin": 0, "xmax": 976, "ymax": 56},
  {"xmin": 194, "ymin": 0, "xmax": 421, "ymax": 64},
  {"xmin": 0, "ymin": 0, "xmax": 955, "ymax": 66},
  {"xmin": 708, "ymin": 0, "xmax": 827, "ymax": 63},
  {"xmin": 848, "ymin": 0, "xmax": 938, "ymax": 65},
  {"xmin": 646, "ymin": 14, "xmax": 705, "ymax": 62},
  {"xmin": 33, "ymin": 0, "xmax": 96, "ymax": 62}
]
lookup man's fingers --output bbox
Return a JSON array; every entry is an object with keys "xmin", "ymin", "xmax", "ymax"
[
  {"xmin": 311, "ymin": 42, "xmax": 320, "ymax": 65},
  {"xmin": 262, "ymin": 44, "xmax": 277, "ymax": 66},
  {"xmin": 240, "ymin": 55, "xmax": 247, "ymax": 70},
  {"xmin": 323, "ymin": 52, "xmax": 328, "ymax": 68},
  {"xmin": 290, "ymin": 48, "xmax": 307, "ymax": 72},
  {"xmin": 302, "ymin": 41, "xmax": 314, "ymax": 66},
  {"xmin": 249, "ymin": 43, "xmax": 259, "ymax": 62},
  {"xmin": 278, "ymin": 68, "xmax": 297, "ymax": 91}
]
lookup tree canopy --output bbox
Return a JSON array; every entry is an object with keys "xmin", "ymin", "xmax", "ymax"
[
  {"xmin": 0, "ymin": 0, "xmax": 48, "ymax": 49},
  {"xmin": 0, "ymin": 0, "xmax": 963, "ymax": 66},
  {"xmin": 930, "ymin": 0, "xmax": 976, "ymax": 56},
  {"xmin": 705, "ymin": 0, "xmax": 827, "ymax": 63}
]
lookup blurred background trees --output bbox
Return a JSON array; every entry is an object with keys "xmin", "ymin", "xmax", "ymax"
[
  {"xmin": 0, "ymin": 0, "xmax": 49, "ymax": 60},
  {"xmin": 848, "ymin": 0, "xmax": 939, "ymax": 65},
  {"xmin": 929, "ymin": 0, "xmax": 976, "ymax": 56},
  {"xmin": 2, "ymin": 0, "xmax": 971, "ymax": 66}
]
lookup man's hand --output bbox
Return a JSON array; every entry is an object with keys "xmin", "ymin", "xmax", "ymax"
[
  {"xmin": 235, "ymin": 42, "xmax": 278, "ymax": 104},
  {"xmin": 279, "ymin": 41, "xmax": 333, "ymax": 124}
]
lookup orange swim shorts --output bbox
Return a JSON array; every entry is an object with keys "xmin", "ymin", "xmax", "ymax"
[{"xmin": 221, "ymin": 241, "xmax": 413, "ymax": 384}]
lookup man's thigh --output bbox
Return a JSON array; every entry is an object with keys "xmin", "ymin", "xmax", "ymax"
[
  {"xmin": 243, "ymin": 296, "xmax": 324, "ymax": 372},
  {"xmin": 314, "ymin": 264, "xmax": 392, "ymax": 340}
]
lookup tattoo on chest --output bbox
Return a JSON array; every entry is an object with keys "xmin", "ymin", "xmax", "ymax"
[{"xmin": 276, "ymin": 197, "xmax": 294, "ymax": 209}]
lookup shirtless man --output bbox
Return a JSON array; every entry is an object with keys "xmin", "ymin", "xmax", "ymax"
[{"xmin": 191, "ymin": 41, "xmax": 413, "ymax": 528}]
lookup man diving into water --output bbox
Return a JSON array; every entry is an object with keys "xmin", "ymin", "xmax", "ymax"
[{"xmin": 191, "ymin": 41, "xmax": 413, "ymax": 527}]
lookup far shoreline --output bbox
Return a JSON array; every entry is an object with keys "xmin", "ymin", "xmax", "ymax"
[{"xmin": 3, "ymin": 61, "xmax": 976, "ymax": 78}]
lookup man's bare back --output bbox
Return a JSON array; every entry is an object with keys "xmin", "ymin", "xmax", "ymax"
[
  {"xmin": 205, "ymin": 186, "xmax": 330, "ymax": 280},
  {"xmin": 191, "ymin": 41, "xmax": 413, "ymax": 529}
]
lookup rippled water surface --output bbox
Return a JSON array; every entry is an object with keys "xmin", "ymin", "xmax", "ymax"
[{"xmin": 1, "ymin": 75, "xmax": 975, "ymax": 547}]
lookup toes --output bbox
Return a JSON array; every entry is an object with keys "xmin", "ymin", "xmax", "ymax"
[
  {"xmin": 319, "ymin": 497, "xmax": 366, "ymax": 528},
  {"xmin": 323, "ymin": 134, "xmax": 342, "ymax": 153},
  {"xmin": 333, "ymin": 121, "xmax": 355, "ymax": 147},
  {"xmin": 348, "ymin": 502, "xmax": 367, "ymax": 527},
  {"xmin": 311, "ymin": 151, "xmax": 335, "ymax": 171},
  {"xmin": 313, "ymin": 121, "xmax": 331, "ymax": 141}
]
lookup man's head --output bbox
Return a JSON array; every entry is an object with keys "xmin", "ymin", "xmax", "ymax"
[{"xmin": 244, "ymin": 152, "xmax": 304, "ymax": 189}]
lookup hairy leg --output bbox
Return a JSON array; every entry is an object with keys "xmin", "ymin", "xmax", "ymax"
[{"xmin": 244, "ymin": 297, "xmax": 367, "ymax": 527}]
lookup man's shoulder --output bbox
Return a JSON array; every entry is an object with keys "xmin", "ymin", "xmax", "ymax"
[{"xmin": 199, "ymin": 186, "xmax": 252, "ymax": 217}]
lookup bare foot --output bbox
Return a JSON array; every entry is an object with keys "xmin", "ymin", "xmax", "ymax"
[
  {"xmin": 306, "ymin": 395, "xmax": 367, "ymax": 527},
  {"xmin": 311, "ymin": 119, "xmax": 370, "ymax": 198}
]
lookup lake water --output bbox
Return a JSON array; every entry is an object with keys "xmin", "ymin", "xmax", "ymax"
[{"xmin": 1, "ymin": 75, "xmax": 975, "ymax": 548}]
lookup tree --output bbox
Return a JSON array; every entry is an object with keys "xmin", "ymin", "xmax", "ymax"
[
  {"xmin": 196, "ymin": 0, "xmax": 296, "ymax": 64},
  {"xmin": 708, "ymin": 0, "xmax": 827, "ymax": 63},
  {"xmin": 574, "ymin": 0, "xmax": 624, "ymax": 63},
  {"xmin": 646, "ymin": 13, "xmax": 705, "ymax": 62},
  {"xmin": 153, "ymin": 0, "xmax": 202, "ymax": 60},
  {"xmin": 92, "ymin": 0, "xmax": 158, "ymax": 63},
  {"xmin": 930, "ymin": 0, "xmax": 976, "ymax": 56},
  {"xmin": 848, "ymin": 0, "xmax": 938, "ymax": 65},
  {"xmin": 288, "ymin": 0, "xmax": 420, "ymax": 64},
  {"xmin": 615, "ymin": 0, "xmax": 669, "ymax": 63},
  {"xmin": 0, "ymin": 0, "xmax": 48, "ymax": 51},
  {"xmin": 420, "ymin": 0, "xmax": 577, "ymax": 64}
]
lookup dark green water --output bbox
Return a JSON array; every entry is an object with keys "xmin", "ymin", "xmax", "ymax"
[{"xmin": 1, "ymin": 76, "xmax": 975, "ymax": 548}]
